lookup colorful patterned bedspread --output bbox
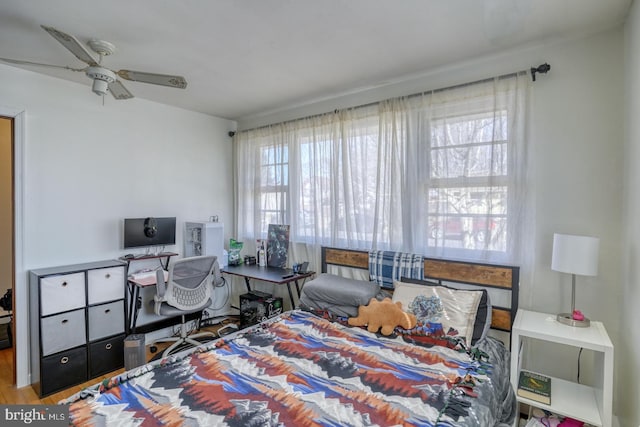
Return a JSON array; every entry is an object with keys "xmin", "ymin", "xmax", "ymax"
[{"xmin": 62, "ymin": 310, "xmax": 515, "ymax": 426}]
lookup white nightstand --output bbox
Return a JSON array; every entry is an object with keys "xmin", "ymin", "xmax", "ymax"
[{"xmin": 510, "ymin": 309, "xmax": 614, "ymax": 427}]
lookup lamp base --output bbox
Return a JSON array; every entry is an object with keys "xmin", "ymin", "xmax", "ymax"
[{"xmin": 556, "ymin": 313, "xmax": 590, "ymax": 327}]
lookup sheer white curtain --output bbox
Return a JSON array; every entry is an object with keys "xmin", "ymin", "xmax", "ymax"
[
  {"xmin": 235, "ymin": 73, "xmax": 532, "ymax": 272},
  {"xmin": 235, "ymin": 106, "xmax": 385, "ymax": 264},
  {"xmin": 398, "ymin": 75, "xmax": 532, "ymax": 265}
]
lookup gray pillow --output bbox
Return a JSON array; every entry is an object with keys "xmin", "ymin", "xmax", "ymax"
[
  {"xmin": 301, "ymin": 273, "xmax": 380, "ymax": 307},
  {"xmin": 298, "ymin": 294, "xmax": 360, "ymax": 318}
]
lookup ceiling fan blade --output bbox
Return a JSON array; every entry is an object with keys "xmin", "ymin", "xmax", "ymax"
[
  {"xmin": 108, "ymin": 80, "xmax": 134, "ymax": 100},
  {"xmin": 41, "ymin": 25, "xmax": 98, "ymax": 66},
  {"xmin": 0, "ymin": 57, "xmax": 85, "ymax": 72},
  {"xmin": 116, "ymin": 70, "xmax": 187, "ymax": 89}
]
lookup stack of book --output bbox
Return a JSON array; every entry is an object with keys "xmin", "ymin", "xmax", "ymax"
[{"xmin": 517, "ymin": 370, "xmax": 551, "ymax": 405}]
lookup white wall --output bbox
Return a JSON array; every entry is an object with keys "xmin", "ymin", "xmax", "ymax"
[
  {"xmin": 526, "ymin": 28, "xmax": 624, "ymax": 415},
  {"xmin": 0, "ymin": 63, "xmax": 236, "ymax": 387},
  {"xmin": 621, "ymin": 1, "xmax": 640, "ymax": 426},
  {"xmin": 239, "ymin": 29, "xmax": 627, "ymax": 420}
]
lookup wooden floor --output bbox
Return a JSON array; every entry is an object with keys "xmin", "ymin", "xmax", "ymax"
[
  {"xmin": 0, "ymin": 320, "xmax": 236, "ymax": 405},
  {"xmin": 0, "ymin": 346, "xmax": 118, "ymax": 405}
]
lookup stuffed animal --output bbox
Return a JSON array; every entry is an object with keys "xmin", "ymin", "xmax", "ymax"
[{"xmin": 348, "ymin": 297, "xmax": 417, "ymax": 335}]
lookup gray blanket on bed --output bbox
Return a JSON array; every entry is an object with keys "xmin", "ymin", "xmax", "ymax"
[{"xmin": 298, "ymin": 273, "xmax": 380, "ymax": 317}]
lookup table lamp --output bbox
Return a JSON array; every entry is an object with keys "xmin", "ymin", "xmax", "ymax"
[{"xmin": 551, "ymin": 233, "xmax": 599, "ymax": 327}]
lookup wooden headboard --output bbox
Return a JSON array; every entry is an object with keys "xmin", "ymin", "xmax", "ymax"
[{"xmin": 321, "ymin": 246, "xmax": 520, "ymax": 332}]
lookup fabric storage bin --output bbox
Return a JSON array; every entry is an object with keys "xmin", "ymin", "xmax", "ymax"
[
  {"xmin": 89, "ymin": 334, "xmax": 125, "ymax": 377},
  {"xmin": 88, "ymin": 301, "xmax": 125, "ymax": 341},
  {"xmin": 41, "ymin": 308, "xmax": 86, "ymax": 356},
  {"xmin": 40, "ymin": 346, "xmax": 87, "ymax": 396},
  {"xmin": 40, "ymin": 272, "xmax": 85, "ymax": 316},
  {"xmin": 87, "ymin": 266, "xmax": 125, "ymax": 305}
]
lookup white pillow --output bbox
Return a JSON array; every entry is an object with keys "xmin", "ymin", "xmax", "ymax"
[{"xmin": 392, "ymin": 280, "xmax": 482, "ymax": 346}]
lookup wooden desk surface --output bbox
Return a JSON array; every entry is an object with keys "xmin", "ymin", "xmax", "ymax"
[{"xmin": 223, "ymin": 264, "xmax": 314, "ymax": 284}]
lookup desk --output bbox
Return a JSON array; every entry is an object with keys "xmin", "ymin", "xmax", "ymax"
[
  {"xmin": 120, "ymin": 252, "xmax": 178, "ymax": 334},
  {"xmin": 222, "ymin": 264, "xmax": 315, "ymax": 309},
  {"xmin": 126, "ymin": 271, "xmax": 168, "ymax": 334}
]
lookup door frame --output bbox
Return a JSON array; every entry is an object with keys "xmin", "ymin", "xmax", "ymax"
[{"xmin": 1, "ymin": 107, "xmax": 25, "ymax": 387}]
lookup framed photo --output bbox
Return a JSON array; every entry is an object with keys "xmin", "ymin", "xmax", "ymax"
[{"xmin": 266, "ymin": 224, "xmax": 290, "ymax": 268}]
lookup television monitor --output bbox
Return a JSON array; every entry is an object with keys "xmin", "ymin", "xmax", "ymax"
[{"xmin": 123, "ymin": 217, "xmax": 176, "ymax": 249}]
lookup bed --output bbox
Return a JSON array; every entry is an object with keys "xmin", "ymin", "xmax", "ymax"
[
  {"xmin": 62, "ymin": 247, "xmax": 520, "ymax": 427},
  {"xmin": 312, "ymin": 247, "xmax": 519, "ymax": 334}
]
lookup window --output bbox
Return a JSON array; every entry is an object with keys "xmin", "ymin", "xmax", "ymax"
[
  {"xmin": 426, "ymin": 110, "xmax": 509, "ymax": 253},
  {"xmin": 236, "ymin": 74, "xmax": 528, "ymax": 263},
  {"xmin": 258, "ymin": 145, "xmax": 288, "ymax": 229}
]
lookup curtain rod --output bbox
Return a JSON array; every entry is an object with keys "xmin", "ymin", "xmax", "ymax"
[{"xmin": 234, "ymin": 63, "xmax": 550, "ymax": 136}]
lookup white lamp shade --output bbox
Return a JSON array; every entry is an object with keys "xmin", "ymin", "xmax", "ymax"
[{"xmin": 551, "ymin": 233, "xmax": 600, "ymax": 276}]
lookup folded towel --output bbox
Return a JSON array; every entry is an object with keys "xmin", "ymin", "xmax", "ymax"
[{"xmin": 368, "ymin": 251, "xmax": 424, "ymax": 289}]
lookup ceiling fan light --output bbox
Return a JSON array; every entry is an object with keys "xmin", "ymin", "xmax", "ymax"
[
  {"xmin": 91, "ymin": 78, "xmax": 109, "ymax": 96},
  {"xmin": 86, "ymin": 66, "xmax": 116, "ymax": 96}
]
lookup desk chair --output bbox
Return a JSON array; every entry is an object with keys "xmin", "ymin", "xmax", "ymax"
[{"xmin": 150, "ymin": 255, "xmax": 221, "ymax": 358}]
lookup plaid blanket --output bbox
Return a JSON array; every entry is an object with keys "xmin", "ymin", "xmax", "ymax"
[{"xmin": 369, "ymin": 250, "xmax": 424, "ymax": 289}]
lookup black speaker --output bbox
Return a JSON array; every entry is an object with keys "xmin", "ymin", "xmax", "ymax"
[{"xmin": 124, "ymin": 334, "xmax": 146, "ymax": 370}]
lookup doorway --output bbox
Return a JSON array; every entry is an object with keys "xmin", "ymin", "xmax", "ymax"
[{"xmin": 0, "ymin": 116, "xmax": 14, "ymax": 385}]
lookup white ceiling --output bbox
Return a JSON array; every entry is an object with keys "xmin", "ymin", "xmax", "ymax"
[{"xmin": 0, "ymin": 0, "xmax": 632, "ymax": 121}]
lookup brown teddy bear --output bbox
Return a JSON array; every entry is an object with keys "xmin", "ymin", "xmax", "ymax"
[{"xmin": 348, "ymin": 297, "xmax": 417, "ymax": 335}]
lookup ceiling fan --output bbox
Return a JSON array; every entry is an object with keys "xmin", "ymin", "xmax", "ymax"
[{"xmin": 0, "ymin": 25, "xmax": 187, "ymax": 99}]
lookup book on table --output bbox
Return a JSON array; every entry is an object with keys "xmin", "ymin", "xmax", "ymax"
[{"xmin": 517, "ymin": 370, "xmax": 551, "ymax": 405}]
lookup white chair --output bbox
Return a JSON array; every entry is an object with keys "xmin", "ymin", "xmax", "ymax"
[{"xmin": 150, "ymin": 255, "xmax": 220, "ymax": 358}]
